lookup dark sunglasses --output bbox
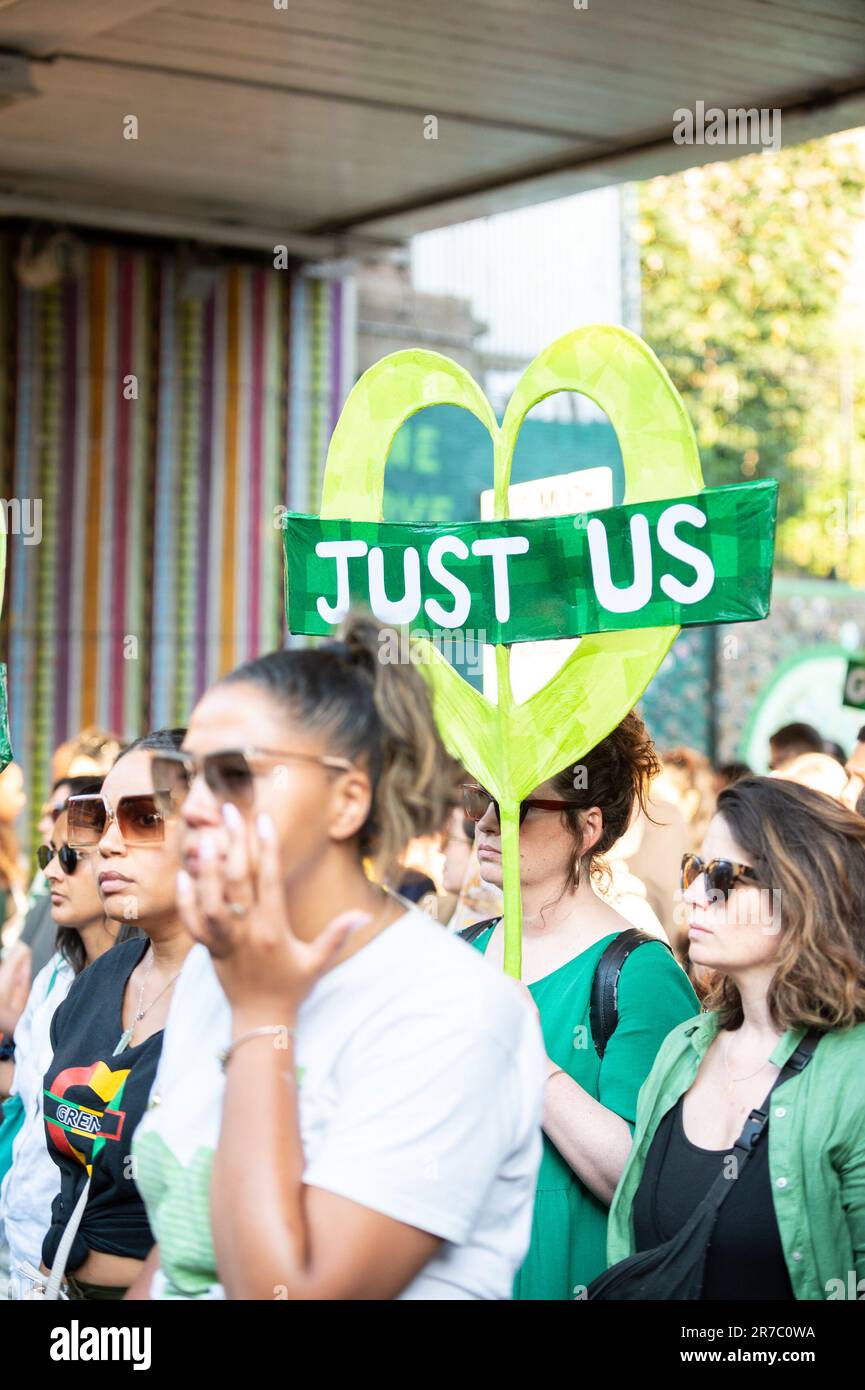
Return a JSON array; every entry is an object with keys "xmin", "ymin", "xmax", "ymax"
[
  {"xmin": 37, "ymin": 843, "xmax": 82, "ymax": 874},
  {"xmin": 66, "ymin": 793, "xmax": 166, "ymax": 849},
  {"xmin": 681, "ymin": 853, "xmax": 760, "ymax": 898},
  {"xmin": 150, "ymin": 746, "xmax": 354, "ymax": 815},
  {"xmin": 461, "ymin": 783, "xmax": 582, "ymax": 827}
]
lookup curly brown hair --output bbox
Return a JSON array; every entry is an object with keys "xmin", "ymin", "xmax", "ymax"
[
  {"xmin": 550, "ymin": 709, "xmax": 660, "ymax": 890},
  {"xmin": 706, "ymin": 776, "xmax": 865, "ymax": 1031}
]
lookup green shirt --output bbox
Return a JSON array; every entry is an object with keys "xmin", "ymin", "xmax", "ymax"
[
  {"xmin": 471, "ymin": 925, "xmax": 698, "ymax": 1300},
  {"xmin": 607, "ymin": 1011, "xmax": 865, "ymax": 1300}
]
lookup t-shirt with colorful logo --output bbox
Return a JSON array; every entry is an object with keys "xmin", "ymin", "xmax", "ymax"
[{"xmin": 42, "ymin": 937, "xmax": 162, "ymax": 1272}]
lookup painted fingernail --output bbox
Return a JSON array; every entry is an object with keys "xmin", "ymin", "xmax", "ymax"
[
  {"xmin": 222, "ymin": 802, "xmax": 242, "ymax": 828},
  {"xmin": 256, "ymin": 813, "xmax": 275, "ymax": 841},
  {"xmin": 200, "ymin": 833, "xmax": 216, "ymax": 860},
  {"xmin": 177, "ymin": 869, "xmax": 192, "ymax": 895},
  {"xmin": 347, "ymin": 912, "xmax": 372, "ymax": 934}
]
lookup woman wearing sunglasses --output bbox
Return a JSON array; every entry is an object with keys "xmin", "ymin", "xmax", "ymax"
[
  {"xmin": 129, "ymin": 615, "xmax": 545, "ymax": 1301},
  {"xmin": 462, "ymin": 712, "xmax": 699, "ymax": 1300},
  {"xmin": 605, "ymin": 776, "xmax": 865, "ymax": 1301},
  {"xmin": 38, "ymin": 729, "xmax": 187, "ymax": 1299},
  {"xmin": 0, "ymin": 785, "xmax": 122, "ymax": 1298}
]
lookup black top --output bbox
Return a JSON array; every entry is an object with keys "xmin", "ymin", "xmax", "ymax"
[
  {"xmin": 42, "ymin": 937, "xmax": 162, "ymax": 1272},
  {"xmin": 632, "ymin": 1096, "xmax": 794, "ymax": 1301}
]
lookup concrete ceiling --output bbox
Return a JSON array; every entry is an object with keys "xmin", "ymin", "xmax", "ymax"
[{"xmin": 0, "ymin": 0, "xmax": 864, "ymax": 257}]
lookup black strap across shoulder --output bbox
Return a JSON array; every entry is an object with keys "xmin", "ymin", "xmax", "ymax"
[
  {"xmin": 460, "ymin": 919, "xmax": 670, "ymax": 1060},
  {"xmin": 590, "ymin": 928, "xmax": 672, "ymax": 1059},
  {"xmin": 586, "ymin": 1027, "xmax": 823, "ymax": 1300},
  {"xmin": 458, "ymin": 916, "xmax": 501, "ymax": 945},
  {"xmin": 679, "ymin": 1027, "xmax": 822, "ymax": 1221},
  {"xmin": 726, "ymin": 1027, "xmax": 820, "ymax": 1157}
]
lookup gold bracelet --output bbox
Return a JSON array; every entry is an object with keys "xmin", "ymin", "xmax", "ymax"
[{"xmin": 218, "ymin": 1025, "xmax": 296, "ymax": 1071}]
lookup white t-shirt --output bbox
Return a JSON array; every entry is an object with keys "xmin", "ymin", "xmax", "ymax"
[
  {"xmin": 134, "ymin": 908, "xmax": 544, "ymax": 1299},
  {"xmin": 0, "ymin": 953, "xmax": 74, "ymax": 1294}
]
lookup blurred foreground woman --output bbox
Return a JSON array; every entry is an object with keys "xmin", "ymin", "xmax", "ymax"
[
  {"xmin": 131, "ymin": 616, "xmax": 545, "ymax": 1300},
  {"xmin": 603, "ymin": 777, "xmax": 865, "ymax": 1300}
]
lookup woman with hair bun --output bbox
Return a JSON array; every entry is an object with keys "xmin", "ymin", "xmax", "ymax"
[
  {"xmin": 606, "ymin": 776, "xmax": 865, "ymax": 1301},
  {"xmin": 462, "ymin": 711, "xmax": 699, "ymax": 1299},
  {"xmin": 130, "ymin": 615, "xmax": 545, "ymax": 1301}
]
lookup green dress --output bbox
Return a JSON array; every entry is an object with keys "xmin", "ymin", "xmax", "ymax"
[{"xmin": 471, "ymin": 925, "xmax": 699, "ymax": 1300}]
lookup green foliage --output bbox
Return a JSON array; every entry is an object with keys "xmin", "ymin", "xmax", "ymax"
[{"xmin": 638, "ymin": 134, "xmax": 865, "ymax": 583}]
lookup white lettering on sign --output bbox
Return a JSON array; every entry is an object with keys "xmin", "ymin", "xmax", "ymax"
[
  {"xmin": 315, "ymin": 539, "xmax": 369, "ymax": 623},
  {"xmin": 311, "ymin": 502, "xmax": 716, "ymax": 630},
  {"xmin": 588, "ymin": 505, "xmax": 716, "ymax": 614},
  {"xmin": 470, "ymin": 536, "xmax": 530, "ymax": 623},
  {"xmin": 657, "ymin": 503, "xmax": 715, "ymax": 604},
  {"xmin": 424, "ymin": 535, "xmax": 471, "ymax": 627},
  {"xmin": 368, "ymin": 545, "xmax": 421, "ymax": 624},
  {"xmin": 587, "ymin": 514, "xmax": 653, "ymax": 613}
]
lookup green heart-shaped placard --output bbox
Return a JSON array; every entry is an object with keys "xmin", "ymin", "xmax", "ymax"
[{"xmin": 321, "ymin": 325, "xmax": 703, "ymax": 976}]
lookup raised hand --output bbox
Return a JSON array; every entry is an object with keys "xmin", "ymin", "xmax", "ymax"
[{"xmin": 176, "ymin": 804, "xmax": 368, "ymax": 1018}]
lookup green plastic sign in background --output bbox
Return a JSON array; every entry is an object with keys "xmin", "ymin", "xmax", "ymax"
[{"xmin": 843, "ymin": 658, "xmax": 865, "ymax": 710}]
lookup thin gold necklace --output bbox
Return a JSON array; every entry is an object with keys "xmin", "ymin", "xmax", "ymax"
[{"xmin": 721, "ymin": 1031, "xmax": 773, "ymax": 1093}]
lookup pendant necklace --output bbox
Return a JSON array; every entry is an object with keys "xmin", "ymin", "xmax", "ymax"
[{"xmin": 113, "ymin": 948, "xmax": 181, "ymax": 1056}]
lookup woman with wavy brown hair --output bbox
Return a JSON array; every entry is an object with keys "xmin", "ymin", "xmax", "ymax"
[
  {"xmin": 463, "ymin": 711, "xmax": 699, "ymax": 1299},
  {"xmin": 606, "ymin": 776, "xmax": 865, "ymax": 1301}
]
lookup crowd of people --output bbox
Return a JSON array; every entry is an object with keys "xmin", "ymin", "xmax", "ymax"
[{"xmin": 0, "ymin": 625, "xmax": 863, "ymax": 1301}]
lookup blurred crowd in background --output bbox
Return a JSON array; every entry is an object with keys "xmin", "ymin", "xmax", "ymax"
[
  {"xmin": 0, "ymin": 713, "xmax": 863, "ymax": 1011},
  {"xmin": 401, "ymin": 717, "xmax": 865, "ymax": 971}
]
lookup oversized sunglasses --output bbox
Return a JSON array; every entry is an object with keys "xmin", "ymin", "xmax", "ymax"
[
  {"xmin": 461, "ymin": 783, "xmax": 582, "ymax": 827},
  {"xmin": 66, "ymin": 793, "xmax": 166, "ymax": 849},
  {"xmin": 150, "ymin": 746, "xmax": 354, "ymax": 815},
  {"xmin": 681, "ymin": 853, "xmax": 760, "ymax": 898},
  {"xmin": 37, "ymin": 843, "xmax": 83, "ymax": 874}
]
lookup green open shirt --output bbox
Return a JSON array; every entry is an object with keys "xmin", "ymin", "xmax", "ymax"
[{"xmin": 607, "ymin": 1011, "xmax": 865, "ymax": 1300}]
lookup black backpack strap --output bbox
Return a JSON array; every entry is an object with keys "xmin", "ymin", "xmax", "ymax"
[
  {"xmin": 458, "ymin": 916, "xmax": 501, "ymax": 945},
  {"xmin": 732, "ymin": 1028, "xmax": 822, "ymax": 1155},
  {"xmin": 590, "ymin": 928, "xmax": 672, "ymax": 1059}
]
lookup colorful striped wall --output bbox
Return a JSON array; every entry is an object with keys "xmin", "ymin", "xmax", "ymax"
[{"xmin": 0, "ymin": 232, "xmax": 350, "ymax": 838}]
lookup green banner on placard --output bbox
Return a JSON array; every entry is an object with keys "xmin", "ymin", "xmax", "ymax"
[
  {"xmin": 843, "ymin": 658, "xmax": 865, "ymax": 710},
  {"xmin": 282, "ymin": 478, "xmax": 777, "ymax": 643}
]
